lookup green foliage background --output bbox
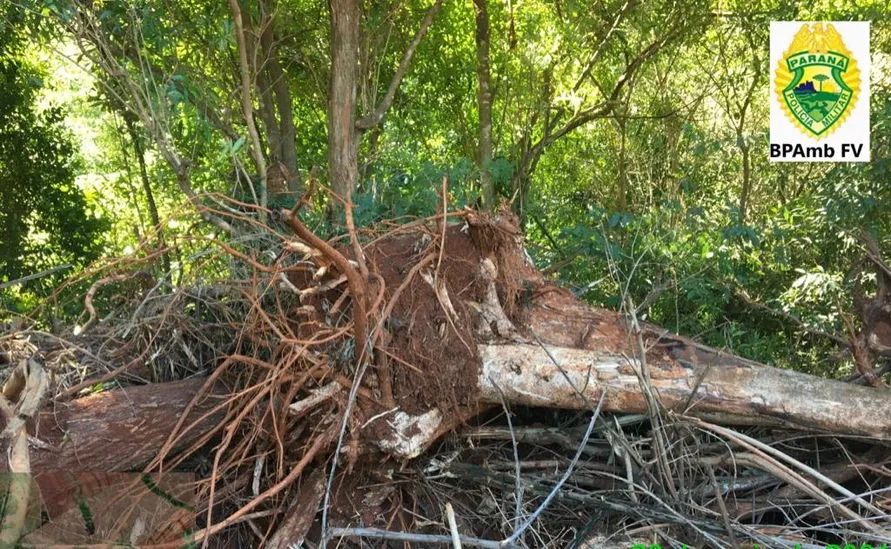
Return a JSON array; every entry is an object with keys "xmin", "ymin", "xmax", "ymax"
[
  {"xmin": 2, "ymin": 0, "xmax": 890, "ymax": 377},
  {"xmin": 0, "ymin": 13, "xmax": 107, "ymax": 309}
]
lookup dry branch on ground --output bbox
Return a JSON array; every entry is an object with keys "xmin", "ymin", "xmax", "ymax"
[{"xmin": 2, "ymin": 202, "xmax": 890, "ymax": 547}]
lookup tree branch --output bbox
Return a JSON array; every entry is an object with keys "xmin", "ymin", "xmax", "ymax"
[
  {"xmin": 572, "ymin": 0, "xmax": 638, "ymax": 92},
  {"xmin": 355, "ymin": 0, "xmax": 446, "ymax": 131},
  {"xmin": 228, "ymin": 0, "xmax": 268, "ymax": 213},
  {"xmin": 522, "ymin": 28, "xmax": 683, "ymax": 175}
]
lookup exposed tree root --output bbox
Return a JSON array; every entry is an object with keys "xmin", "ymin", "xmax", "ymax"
[{"xmin": 3, "ymin": 200, "xmax": 890, "ymax": 547}]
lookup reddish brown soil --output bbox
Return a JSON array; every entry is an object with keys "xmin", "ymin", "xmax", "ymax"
[{"xmin": 365, "ymin": 223, "xmax": 488, "ymax": 417}]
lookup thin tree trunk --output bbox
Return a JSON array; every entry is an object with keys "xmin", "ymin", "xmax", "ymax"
[
  {"xmin": 256, "ymin": 65, "xmax": 282, "ymax": 164},
  {"xmin": 328, "ymin": 0, "xmax": 360, "ymax": 219},
  {"xmin": 736, "ymin": 36, "xmax": 760, "ymax": 226},
  {"xmin": 474, "ymin": 0, "xmax": 494, "ymax": 210},
  {"xmin": 229, "ymin": 0, "xmax": 268, "ymax": 218},
  {"xmin": 124, "ymin": 116, "xmax": 170, "ymax": 273},
  {"xmin": 360, "ymin": 124, "xmax": 382, "ymax": 183},
  {"xmin": 739, "ymin": 140, "xmax": 751, "ymax": 224},
  {"xmin": 274, "ymin": 74, "xmax": 300, "ymax": 193},
  {"xmin": 616, "ymin": 117, "xmax": 628, "ymax": 211},
  {"xmin": 258, "ymin": 5, "xmax": 300, "ymax": 192}
]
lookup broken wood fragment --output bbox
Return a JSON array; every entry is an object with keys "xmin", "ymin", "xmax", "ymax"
[{"xmin": 266, "ymin": 468, "xmax": 327, "ymax": 549}]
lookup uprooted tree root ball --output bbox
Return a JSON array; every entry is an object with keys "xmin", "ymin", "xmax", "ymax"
[
  {"xmin": 0, "ymin": 204, "xmax": 537, "ymax": 546},
  {"xmin": 2, "ymin": 201, "xmax": 891, "ymax": 547}
]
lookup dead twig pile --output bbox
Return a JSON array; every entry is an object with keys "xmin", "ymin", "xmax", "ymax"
[{"xmin": 1, "ymin": 187, "xmax": 890, "ymax": 548}]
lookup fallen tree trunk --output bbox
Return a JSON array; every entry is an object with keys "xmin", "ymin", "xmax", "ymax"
[
  {"xmin": 477, "ymin": 342, "xmax": 891, "ymax": 438},
  {"xmin": 11, "ymin": 208, "xmax": 884, "ymax": 545},
  {"xmin": 4, "ymin": 378, "xmax": 226, "ymax": 472},
  {"xmin": 362, "ymin": 213, "xmax": 891, "ymax": 457},
  {"xmin": 483, "ymin": 272, "xmax": 891, "ymax": 438},
  {"xmin": 477, "ymin": 221, "xmax": 891, "ymax": 439}
]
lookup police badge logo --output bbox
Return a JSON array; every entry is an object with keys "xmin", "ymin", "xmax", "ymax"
[
  {"xmin": 774, "ymin": 23, "xmax": 861, "ymax": 138},
  {"xmin": 770, "ymin": 21, "xmax": 870, "ymax": 162}
]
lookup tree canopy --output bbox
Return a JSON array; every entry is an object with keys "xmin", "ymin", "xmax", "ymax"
[
  {"xmin": 3, "ymin": 2, "xmax": 891, "ymax": 546},
  {"xmin": 2, "ymin": 0, "xmax": 890, "ymax": 374},
  {"xmin": 0, "ymin": 17, "xmax": 106, "ymax": 305}
]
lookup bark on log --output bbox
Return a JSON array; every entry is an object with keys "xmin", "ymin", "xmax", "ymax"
[
  {"xmin": 369, "ymin": 217, "xmax": 891, "ymax": 458},
  {"xmin": 5, "ymin": 378, "xmax": 225, "ymax": 472},
  {"xmin": 266, "ymin": 468, "xmax": 327, "ymax": 549},
  {"xmin": 477, "ymin": 343, "xmax": 891, "ymax": 438},
  {"xmin": 470, "ymin": 271, "xmax": 891, "ymax": 439}
]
